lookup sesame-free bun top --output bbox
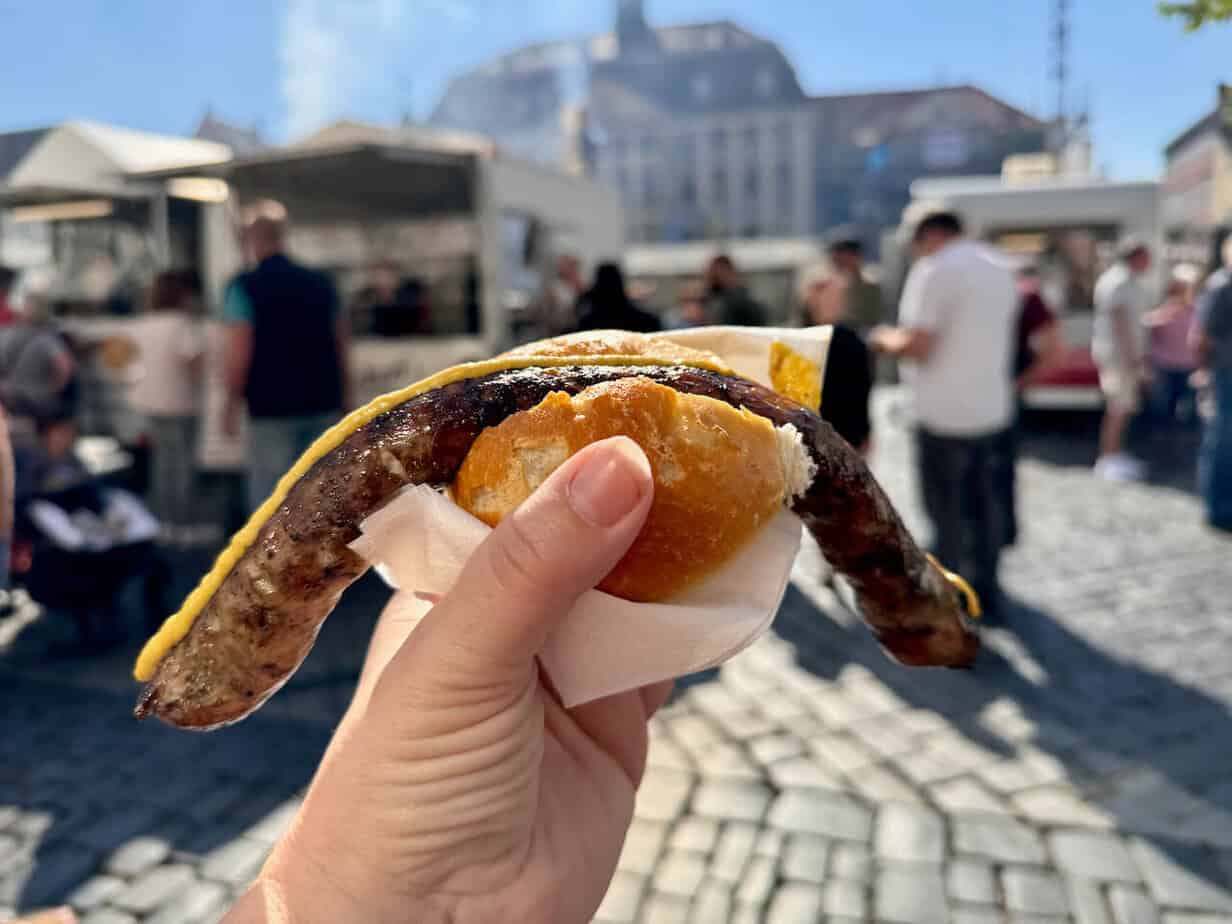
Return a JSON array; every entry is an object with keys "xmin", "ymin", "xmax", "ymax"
[
  {"xmin": 452, "ymin": 376, "xmax": 791, "ymax": 602},
  {"xmin": 501, "ymin": 329, "xmax": 727, "ymax": 370}
]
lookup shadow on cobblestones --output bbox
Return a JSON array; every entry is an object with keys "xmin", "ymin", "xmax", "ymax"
[
  {"xmin": 770, "ymin": 580, "xmax": 1232, "ymax": 891},
  {"xmin": 0, "ymin": 567, "xmax": 391, "ymax": 915},
  {"xmin": 0, "ymin": 677, "xmax": 332, "ymax": 914},
  {"xmin": 1019, "ymin": 409, "xmax": 1204, "ymax": 498}
]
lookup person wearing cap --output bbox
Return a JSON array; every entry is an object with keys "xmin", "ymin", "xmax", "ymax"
[{"xmin": 1091, "ymin": 239, "xmax": 1153, "ymax": 481}]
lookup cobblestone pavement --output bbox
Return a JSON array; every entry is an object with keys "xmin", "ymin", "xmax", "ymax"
[{"xmin": 3, "ymin": 395, "xmax": 1232, "ymax": 922}]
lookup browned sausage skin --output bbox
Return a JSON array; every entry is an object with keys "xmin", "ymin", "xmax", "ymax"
[{"xmin": 136, "ymin": 365, "xmax": 979, "ymax": 730}]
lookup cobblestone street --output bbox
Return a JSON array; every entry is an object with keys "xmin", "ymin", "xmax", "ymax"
[{"xmin": 3, "ymin": 395, "xmax": 1231, "ymax": 923}]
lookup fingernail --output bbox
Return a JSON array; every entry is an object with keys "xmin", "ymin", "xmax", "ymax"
[{"xmin": 567, "ymin": 438, "xmax": 649, "ymax": 527}]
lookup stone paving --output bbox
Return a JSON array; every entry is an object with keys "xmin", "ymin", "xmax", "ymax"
[{"xmin": 2, "ymin": 395, "xmax": 1231, "ymax": 922}]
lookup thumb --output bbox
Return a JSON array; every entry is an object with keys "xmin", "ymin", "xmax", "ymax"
[{"xmin": 389, "ymin": 436, "xmax": 653, "ymax": 687}]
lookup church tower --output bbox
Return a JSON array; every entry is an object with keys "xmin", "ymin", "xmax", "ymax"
[{"xmin": 616, "ymin": 0, "xmax": 657, "ymax": 53}]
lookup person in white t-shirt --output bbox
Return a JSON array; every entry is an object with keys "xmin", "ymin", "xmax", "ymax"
[
  {"xmin": 871, "ymin": 211, "xmax": 1016, "ymax": 617},
  {"xmin": 129, "ymin": 271, "xmax": 205, "ymax": 541},
  {"xmin": 1091, "ymin": 240, "xmax": 1153, "ymax": 481}
]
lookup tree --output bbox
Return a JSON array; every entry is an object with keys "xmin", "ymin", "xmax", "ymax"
[{"xmin": 1159, "ymin": 0, "xmax": 1232, "ymax": 30}]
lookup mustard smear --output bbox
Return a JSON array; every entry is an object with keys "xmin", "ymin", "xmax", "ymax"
[
  {"xmin": 768, "ymin": 341, "xmax": 823, "ymax": 411},
  {"xmin": 926, "ymin": 553, "xmax": 982, "ymax": 620},
  {"xmin": 133, "ymin": 352, "xmax": 731, "ymax": 681}
]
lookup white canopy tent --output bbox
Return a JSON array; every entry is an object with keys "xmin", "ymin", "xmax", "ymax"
[{"xmin": 0, "ymin": 121, "xmax": 230, "ymax": 276}]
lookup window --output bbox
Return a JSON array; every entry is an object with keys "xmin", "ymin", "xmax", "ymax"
[
  {"xmin": 675, "ymin": 133, "xmax": 696, "ymax": 168},
  {"xmin": 712, "ymin": 167, "xmax": 729, "ymax": 202},
  {"xmin": 644, "ymin": 170, "xmax": 658, "ymax": 205},
  {"xmin": 774, "ymin": 120, "xmax": 793, "ymax": 158},
  {"xmin": 691, "ymin": 72, "xmax": 714, "ymax": 103},
  {"xmin": 744, "ymin": 166, "xmax": 760, "ymax": 198},
  {"xmin": 743, "ymin": 125, "xmax": 759, "ymax": 159},
  {"xmin": 681, "ymin": 179, "xmax": 697, "ymax": 205},
  {"xmin": 641, "ymin": 135, "xmax": 658, "ymax": 162},
  {"xmin": 710, "ymin": 127, "xmax": 728, "ymax": 155},
  {"xmin": 755, "ymin": 68, "xmax": 778, "ymax": 98},
  {"xmin": 775, "ymin": 162, "xmax": 793, "ymax": 211}
]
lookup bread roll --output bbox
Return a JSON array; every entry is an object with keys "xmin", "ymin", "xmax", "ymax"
[
  {"xmin": 501, "ymin": 329, "xmax": 725, "ymax": 369},
  {"xmin": 452, "ymin": 376, "xmax": 805, "ymax": 602}
]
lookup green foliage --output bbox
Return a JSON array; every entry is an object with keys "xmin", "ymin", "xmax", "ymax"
[{"xmin": 1159, "ymin": 0, "xmax": 1232, "ymax": 30}]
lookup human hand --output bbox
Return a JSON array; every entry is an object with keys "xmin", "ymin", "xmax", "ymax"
[
  {"xmin": 228, "ymin": 437, "xmax": 668, "ymax": 924},
  {"xmin": 868, "ymin": 325, "xmax": 892, "ymax": 353}
]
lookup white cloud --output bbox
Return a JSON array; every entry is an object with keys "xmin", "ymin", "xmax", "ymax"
[{"xmin": 279, "ymin": 0, "xmax": 474, "ymax": 141}]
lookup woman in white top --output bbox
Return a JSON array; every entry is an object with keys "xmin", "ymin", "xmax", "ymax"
[{"xmin": 128, "ymin": 271, "xmax": 204, "ymax": 539}]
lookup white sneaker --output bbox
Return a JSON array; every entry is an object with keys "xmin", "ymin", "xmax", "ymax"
[{"xmin": 1095, "ymin": 453, "xmax": 1145, "ymax": 482}]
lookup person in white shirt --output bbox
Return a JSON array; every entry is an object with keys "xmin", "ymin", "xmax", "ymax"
[
  {"xmin": 1091, "ymin": 240, "xmax": 1153, "ymax": 481},
  {"xmin": 129, "ymin": 270, "xmax": 205, "ymax": 542},
  {"xmin": 871, "ymin": 212, "xmax": 1016, "ymax": 617}
]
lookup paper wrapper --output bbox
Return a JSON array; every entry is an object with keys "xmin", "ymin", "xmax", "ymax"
[
  {"xmin": 350, "ymin": 486, "xmax": 802, "ymax": 707},
  {"xmin": 659, "ymin": 325, "xmax": 834, "ymax": 411},
  {"xmin": 346, "ymin": 326, "xmax": 833, "ymax": 707}
]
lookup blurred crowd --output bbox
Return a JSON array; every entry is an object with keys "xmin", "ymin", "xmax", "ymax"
[{"xmin": 0, "ymin": 206, "xmax": 1229, "ymax": 650}]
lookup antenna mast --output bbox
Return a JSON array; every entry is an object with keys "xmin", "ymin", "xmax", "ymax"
[{"xmin": 1053, "ymin": 0, "xmax": 1070, "ymax": 131}]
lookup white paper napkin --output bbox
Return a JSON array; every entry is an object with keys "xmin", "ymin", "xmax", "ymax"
[
  {"xmin": 350, "ymin": 484, "xmax": 803, "ymax": 707},
  {"xmin": 658, "ymin": 325, "xmax": 834, "ymax": 398}
]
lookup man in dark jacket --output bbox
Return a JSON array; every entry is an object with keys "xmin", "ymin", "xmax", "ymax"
[
  {"xmin": 224, "ymin": 215, "xmax": 350, "ymax": 511},
  {"xmin": 704, "ymin": 255, "xmax": 766, "ymax": 327}
]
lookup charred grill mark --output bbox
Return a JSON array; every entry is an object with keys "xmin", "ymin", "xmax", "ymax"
[{"xmin": 138, "ymin": 364, "xmax": 978, "ymax": 730}]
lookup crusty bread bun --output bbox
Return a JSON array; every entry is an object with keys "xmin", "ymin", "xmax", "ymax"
[
  {"xmin": 501, "ymin": 329, "xmax": 726, "ymax": 370},
  {"xmin": 452, "ymin": 376, "xmax": 811, "ymax": 602}
]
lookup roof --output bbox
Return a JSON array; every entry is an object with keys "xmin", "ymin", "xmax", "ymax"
[
  {"xmin": 196, "ymin": 111, "xmax": 265, "ymax": 156},
  {"xmin": 430, "ymin": 18, "xmax": 805, "ymax": 133},
  {"xmin": 0, "ymin": 128, "xmax": 51, "ymax": 180},
  {"xmin": 1, "ymin": 121, "xmax": 231, "ymax": 205},
  {"xmin": 1165, "ymin": 108, "xmax": 1228, "ymax": 157},
  {"xmin": 289, "ymin": 119, "xmax": 493, "ymax": 156},
  {"xmin": 911, "ymin": 175, "xmax": 1158, "ymax": 199},
  {"xmin": 813, "ymin": 85, "xmax": 1043, "ymax": 135},
  {"xmin": 57, "ymin": 121, "xmax": 230, "ymax": 173},
  {"xmin": 590, "ymin": 38, "xmax": 803, "ymax": 122}
]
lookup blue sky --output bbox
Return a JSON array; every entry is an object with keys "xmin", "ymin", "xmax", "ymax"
[{"xmin": 0, "ymin": 0, "xmax": 1227, "ymax": 179}]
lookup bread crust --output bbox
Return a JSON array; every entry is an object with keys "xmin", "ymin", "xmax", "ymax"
[{"xmin": 452, "ymin": 377, "xmax": 786, "ymax": 601}]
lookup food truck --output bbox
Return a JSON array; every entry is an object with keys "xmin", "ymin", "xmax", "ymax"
[
  {"xmin": 2, "ymin": 120, "xmax": 625, "ymax": 473},
  {"xmin": 889, "ymin": 174, "xmax": 1162, "ymax": 410}
]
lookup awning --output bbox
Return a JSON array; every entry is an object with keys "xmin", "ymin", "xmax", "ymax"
[
  {"xmin": 140, "ymin": 142, "xmax": 479, "ymax": 221},
  {"xmin": 0, "ymin": 121, "xmax": 230, "ymax": 209}
]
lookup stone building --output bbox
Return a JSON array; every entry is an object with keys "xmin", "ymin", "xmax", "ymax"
[
  {"xmin": 1162, "ymin": 85, "xmax": 1232, "ymax": 265},
  {"xmin": 431, "ymin": 1, "xmax": 1046, "ymax": 248}
]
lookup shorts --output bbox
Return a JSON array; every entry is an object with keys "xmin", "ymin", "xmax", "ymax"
[{"xmin": 1098, "ymin": 364, "xmax": 1141, "ymax": 413}]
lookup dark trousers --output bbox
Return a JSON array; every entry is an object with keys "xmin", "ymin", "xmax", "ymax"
[
  {"xmin": 916, "ymin": 427, "xmax": 1013, "ymax": 611},
  {"xmin": 1152, "ymin": 368, "xmax": 1196, "ymax": 425}
]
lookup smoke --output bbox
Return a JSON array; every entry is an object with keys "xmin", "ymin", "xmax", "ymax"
[{"xmin": 279, "ymin": 0, "xmax": 476, "ymax": 141}]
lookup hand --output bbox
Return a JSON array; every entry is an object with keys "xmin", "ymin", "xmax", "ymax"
[
  {"xmin": 868, "ymin": 325, "xmax": 892, "ymax": 354},
  {"xmin": 229, "ymin": 437, "xmax": 668, "ymax": 924}
]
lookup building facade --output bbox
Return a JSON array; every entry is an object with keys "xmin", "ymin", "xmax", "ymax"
[
  {"xmin": 1163, "ymin": 85, "xmax": 1232, "ymax": 264},
  {"xmin": 431, "ymin": 1, "xmax": 1047, "ymax": 248}
]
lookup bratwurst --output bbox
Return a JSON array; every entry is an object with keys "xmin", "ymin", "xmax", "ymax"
[{"xmin": 135, "ymin": 336, "xmax": 979, "ymax": 730}]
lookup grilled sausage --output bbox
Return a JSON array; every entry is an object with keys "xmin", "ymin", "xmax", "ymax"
[{"xmin": 135, "ymin": 365, "xmax": 979, "ymax": 729}]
